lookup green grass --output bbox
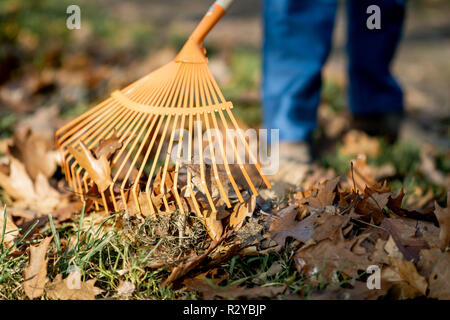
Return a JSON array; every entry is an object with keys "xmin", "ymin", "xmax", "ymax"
[
  {"xmin": 0, "ymin": 206, "xmax": 195, "ymax": 299},
  {"xmin": 322, "ymin": 80, "xmax": 346, "ymax": 114},
  {"xmin": 0, "ymin": 208, "xmax": 39, "ymax": 299},
  {"xmin": 222, "ymin": 244, "xmax": 312, "ymax": 297},
  {"xmin": 2, "ymin": 205, "xmax": 363, "ymax": 300},
  {"xmin": 1, "ymin": 0, "xmax": 448, "ymax": 300},
  {"xmin": 0, "ymin": 112, "xmax": 18, "ymax": 139}
]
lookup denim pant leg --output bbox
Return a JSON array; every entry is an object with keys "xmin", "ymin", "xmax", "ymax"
[
  {"xmin": 262, "ymin": 0, "xmax": 338, "ymax": 142},
  {"xmin": 347, "ymin": 0, "xmax": 406, "ymax": 115}
]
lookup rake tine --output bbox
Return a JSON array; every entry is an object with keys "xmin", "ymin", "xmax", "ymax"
[
  {"xmin": 193, "ymin": 64, "xmax": 217, "ymax": 213},
  {"xmin": 57, "ymin": 1, "xmax": 272, "ymax": 225}
]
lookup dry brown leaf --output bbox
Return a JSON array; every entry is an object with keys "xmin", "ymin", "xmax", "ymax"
[
  {"xmin": 341, "ymin": 130, "xmax": 381, "ymax": 157},
  {"xmin": 294, "ymin": 235, "xmax": 372, "ymax": 279},
  {"xmin": 53, "ymin": 200, "xmax": 84, "ymax": 223},
  {"xmin": 434, "ymin": 192, "xmax": 450, "ymax": 250},
  {"xmin": 16, "ymin": 105, "xmax": 60, "ymax": 144},
  {"xmin": 46, "ymin": 272, "xmax": 104, "ymax": 300},
  {"xmin": 0, "ymin": 207, "xmax": 19, "ymax": 247},
  {"xmin": 203, "ymin": 209, "xmax": 224, "ymax": 242},
  {"xmin": 386, "ymin": 189, "xmax": 439, "ymax": 229},
  {"xmin": 384, "ymin": 236, "xmax": 404, "ymax": 259},
  {"xmin": 347, "ymin": 155, "xmax": 377, "ymax": 193},
  {"xmin": 387, "ymin": 189, "xmax": 405, "ymax": 212},
  {"xmin": 380, "ymin": 218, "xmax": 433, "ymax": 262},
  {"xmin": 346, "ymin": 155, "xmax": 393, "ymax": 194},
  {"xmin": 297, "ymin": 176, "xmax": 340, "ymax": 209},
  {"xmin": 124, "ymin": 192, "xmax": 153, "ymax": 217},
  {"xmin": 369, "ymin": 239, "xmax": 390, "ymax": 265},
  {"xmin": 0, "ymin": 158, "xmax": 63, "ymax": 215},
  {"xmin": 312, "ymin": 214, "xmax": 351, "ymax": 242},
  {"xmin": 93, "ymin": 130, "xmax": 122, "ymax": 159},
  {"xmin": 356, "ymin": 192, "xmax": 390, "ymax": 224},
  {"xmin": 68, "ymin": 141, "xmax": 113, "ymax": 192},
  {"xmin": 299, "ymin": 166, "xmax": 336, "ymax": 191},
  {"xmin": 368, "ymin": 233, "xmax": 404, "ymax": 265},
  {"xmin": 186, "ymin": 163, "xmax": 231, "ymax": 200},
  {"xmin": 0, "ymin": 157, "xmax": 36, "ymax": 201},
  {"xmin": 34, "ymin": 173, "xmax": 61, "ymax": 213},
  {"xmin": 417, "ymin": 248, "xmax": 450, "ymax": 299},
  {"xmin": 8, "ymin": 127, "xmax": 59, "ymax": 180},
  {"xmin": 268, "ymin": 206, "xmax": 316, "ymax": 246},
  {"xmin": 381, "ymin": 257, "xmax": 427, "ymax": 299},
  {"xmin": 7, "ymin": 106, "xmax": 61, "ymax": 179},
  {"xmin": 117, "ymin": 280, "xmax": 135, "ymax": 297},
  {"xmin": 229, "ymin": 195, "xmax": 256, "ymax": 230},
  {"xmin": 23, "ymin": 236, "xmax": 53, "ymax": 299}
]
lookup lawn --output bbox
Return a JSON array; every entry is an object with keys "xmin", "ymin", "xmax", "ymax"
[{"xmin": 0, "ymin": 0, "xmax": 449, "ymax": 300}]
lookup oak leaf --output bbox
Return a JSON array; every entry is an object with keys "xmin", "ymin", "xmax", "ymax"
[
  {"xmin": 380, "ymin": 218, "xmax": 432, "ymax": 262},
  {"xmin": 93, "ymin": 130, "xmax": 122, "ymax": 160},
  {"xmin": 268, "ymin": 206, "xmax": 316, "ymax": 246},
  {"xmin": 46, "ymin": 272, "xmax": 104, "ymax": 300},
  {"xmin": 356, "ymin": 192, "xmax": 390, "ymax": 224},
  {"xmin": 381, "ymin": 257, "xmax": 427, "ymax": 299},
  {"xmin": 8, "ymin": 105, "xmax": 60, "ymax": 179},
  {"xmin": 0, "ymin": 157, "xmax": 35, "ymax": 201},
  {"xmin": 68, "ymin": 141, "xmax": 113, "ymax": 192},
  {"xmin": 294, "ymin": 235, "xmax": 372, "ymax": 278},
  {"xmin": 8, "ymin": 127, "xmax": 59, "ymax": 180},
  {"xmin": 417, "ymin": 248, "xmax": 450, "ymax": 299},
  {"xmin": 312, "ymin": 214, "xmax": 351, "ymax": 242},
  {"xmin": 0, "ymin": 158, "xmax": 63, "ymax": 215},
  {"xmin": 297, "ymin": 176, "xmax": 340, "ymax": 209},
  {"xmin": 23, "ymin": 236, "xmax": 53, "ymax": 299}
]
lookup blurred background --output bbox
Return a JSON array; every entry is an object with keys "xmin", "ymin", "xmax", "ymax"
[{"xmin": 0, "ymin": 0, "xmax": 449, "ymax": 199}]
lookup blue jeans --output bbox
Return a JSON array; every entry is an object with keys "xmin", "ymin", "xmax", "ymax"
[{"xmin": 262, "ymin": 0, "xmax": 405, "ymax": 142}]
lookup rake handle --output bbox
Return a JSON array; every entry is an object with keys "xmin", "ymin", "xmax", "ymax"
[{"xmin": 190, "ymin": 0, "xmax": 234, "ymax": 45}]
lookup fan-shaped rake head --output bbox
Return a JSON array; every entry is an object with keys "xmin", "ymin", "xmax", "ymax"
[{"xmin": 55, "ymin": 0, "xmax": 271, "ymax": 221}]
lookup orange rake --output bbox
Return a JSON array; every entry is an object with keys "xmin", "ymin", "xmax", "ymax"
[{"xmin": 55, "ymin": 0, "xmax": 271, "ymax": 219}]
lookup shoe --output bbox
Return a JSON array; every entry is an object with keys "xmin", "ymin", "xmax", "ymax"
[
  {"xmin": 266, "ymin": 141, "xmax": 312, "ymax": 190},
  {"xmin": 351, "ymin": 111, "xmax": 404, "ymax": 143}
]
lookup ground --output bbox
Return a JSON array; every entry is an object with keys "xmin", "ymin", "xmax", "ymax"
[{"xmin": 0, "ymin": 0, "xmax": 449, "ymax": 300}]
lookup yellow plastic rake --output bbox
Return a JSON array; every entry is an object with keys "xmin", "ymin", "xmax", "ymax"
[{"xmin": 55, "ymin": 0, "xmax": 271, "ymax": 218}]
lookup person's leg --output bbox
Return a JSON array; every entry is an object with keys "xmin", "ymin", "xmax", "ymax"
[
  {"xmin": 347, "ymin": 0, "xmax": 405, "ymax": 116},
  {"xmin": 262, "ymin": 0, "xmax": 338, "ymax": 142}
]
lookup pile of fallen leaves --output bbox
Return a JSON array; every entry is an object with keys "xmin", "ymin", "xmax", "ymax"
[
  {"xmin": 264, "ymin": 156, "xmax": 449, "ymax": 299},
  {"xmin": 0, "ymin": 106, "xmax": 449, "ymax": 300},
  {"xmin": 0, "ymin": 107, "xmax": 83, "ymax": 227}
]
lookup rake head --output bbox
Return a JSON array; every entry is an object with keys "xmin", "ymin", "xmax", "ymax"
[{"xmin": 55, "ymin": 1, "xmax": 271, "ymax": 221}]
